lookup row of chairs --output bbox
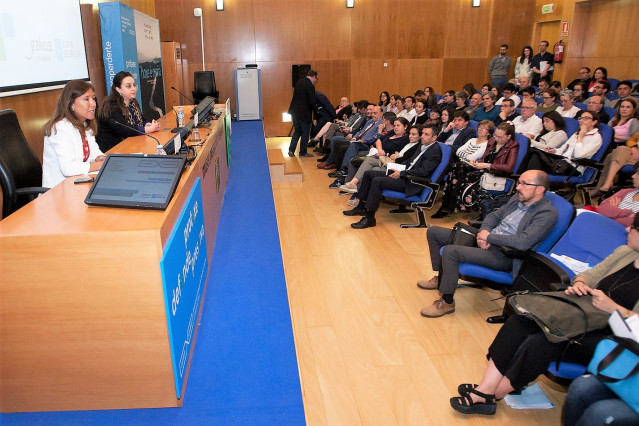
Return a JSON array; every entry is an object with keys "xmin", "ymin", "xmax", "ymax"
[{"xmin": 380, "ymin": 120, "xmax": 614, "ymax": 228}]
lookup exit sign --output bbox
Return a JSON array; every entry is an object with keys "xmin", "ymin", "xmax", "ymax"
[{"xmin": 542, "ymin": 4, "xmax": 554, "ymax": 14}]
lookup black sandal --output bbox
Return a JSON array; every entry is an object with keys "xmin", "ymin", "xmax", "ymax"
[
  {"xmin": 457, "ymin": 383, "xmax": 478, "ymax": 395},
  {"xmin": 450, "ymin": 388, "xmax": 497, "ymax": 415}
]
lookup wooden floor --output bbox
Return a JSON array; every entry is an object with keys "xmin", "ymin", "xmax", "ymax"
[{"xmin": 268, "ymin": 137, "xmax": 568, "ymax": 425}]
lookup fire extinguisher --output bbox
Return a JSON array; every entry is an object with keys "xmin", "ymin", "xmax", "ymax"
[{"xmin": 554, "ymin": 40, "xmax": 564, "ymax": 63}]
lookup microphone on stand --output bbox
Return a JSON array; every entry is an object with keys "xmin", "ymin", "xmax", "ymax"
[
  {"xmin": 109, "ymin": 119, "xmax": 166, "ymax": 152},
  {"xmin": 170, "ymin": 86, "xmax": 195, "ymax": 107}
]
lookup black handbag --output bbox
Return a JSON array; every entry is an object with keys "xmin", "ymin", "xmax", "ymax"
[{"xmin": 447, "ymin": 222, "xmax": 478, "ymax": 247}]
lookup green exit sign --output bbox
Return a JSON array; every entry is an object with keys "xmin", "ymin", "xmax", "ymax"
[{"xmin": 542, "ymin": 4, "xmax": 555, "ymax": 14}]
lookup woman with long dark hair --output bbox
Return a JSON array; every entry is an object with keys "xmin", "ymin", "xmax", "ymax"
[
  {"xmin": 42, "ymin": 80, "xmax": 105, "ymax": 187},
  {"xmin": 514, "ymin": 45, "xmax": 533, "ymax": 80},
  {"xmin": 96, "ymin": 71, "xmax": 160, "ymax": 152}
]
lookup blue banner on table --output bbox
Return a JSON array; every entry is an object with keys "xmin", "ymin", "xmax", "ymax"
[
  {"xmin": 98, "ymin": 2, "xmax": 140, "ymax": 96},
  {"xmin": 160, "ymin": 178, "xmax": 208, "ymax": 399}
]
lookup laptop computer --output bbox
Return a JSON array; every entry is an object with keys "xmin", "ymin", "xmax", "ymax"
[{"xmin": 84, "ymin": 154, "xmax": 186, "ymax": 210}]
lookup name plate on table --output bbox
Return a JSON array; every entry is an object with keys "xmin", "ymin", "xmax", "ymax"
[{"xmin": 160, "ymin": 177, "xmax": 208, "ymax": 398}]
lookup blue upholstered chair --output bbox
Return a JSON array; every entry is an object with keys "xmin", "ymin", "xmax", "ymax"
[
  {"xmin": 533, "ymin": 212, "xmax": 628, "ymax": 384},
  {"xmin": 453, "ymin": 191, "xmax": 575, "ymax": 287},
  {"xmin": 548, "ymin": 123, "xmax": 615, "ymax": 204},
  {"xmin": 564, "ymin": 117, "xmax": 579, "ymax": 138},
  {"xmin": 382, "ymin": 142, "xmax": 452, "ymax": 228},
  {"xmin": 468, "ymin": 120, "xmax": 478, "ymax": 132}
]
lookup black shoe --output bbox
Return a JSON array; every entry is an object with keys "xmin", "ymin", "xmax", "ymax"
[
  {"xmin": 351, "ymin": 216, "xmax": 376, "ymax": 229},
  {"xmin": 431, "ymin": 209, "xmax": 451, "ymax": 219},
  {"xmin": 329, "ymin": 179, "xmax": 344, "ymax": 189},
  {"xmin": 317, "ymin": 155, "xmax": 329, "ymax": 162},
  {"xmin": 288, "ymin": 150, "xmax": 295, "ymax": 157},
  {"xmin": 299, "ymin": 152, "xmax": 314, "ymax": 158},
  {"xmin": 328, "ymin": 170, "xmax": 346, "ymax": 178},
  {"xmin": 308, "ymin": 139, "xmax": 319, "ymax": 147},
  {"xmin": 343, "ymin": 207, "xmax": 366, "ymax": 216}
]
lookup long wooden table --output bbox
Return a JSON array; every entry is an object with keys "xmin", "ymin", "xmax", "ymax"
[{"xmin": 0, "ymin": 108, "xmax": 230, "ymax": 412}]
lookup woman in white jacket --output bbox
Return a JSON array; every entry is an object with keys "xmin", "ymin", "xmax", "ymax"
[{"xmin": 42, "ymin": 80, "xmax": 105, "ymax": 188}]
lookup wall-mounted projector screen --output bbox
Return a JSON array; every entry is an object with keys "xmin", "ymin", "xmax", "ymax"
[{"xmin": 0, "ymin": 1, "xmax": 89, "ymax": 98}]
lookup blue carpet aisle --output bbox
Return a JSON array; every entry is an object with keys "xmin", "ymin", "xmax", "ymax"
[{"xmin": 0, "ymin": 120, "xmax": 305, "ymax": 425}]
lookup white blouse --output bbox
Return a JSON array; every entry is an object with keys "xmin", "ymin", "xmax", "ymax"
[{"xmin": 42, "ymin": 118, "xmax": 103, "ymax": 187}]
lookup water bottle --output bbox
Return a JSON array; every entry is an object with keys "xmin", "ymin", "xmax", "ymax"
[
  {"xmin": 155, "ymin": 144, "xmax": 167, "ymax": 155},
  {"xmin": 177, "ymin": 106, "xmax": 185, "ymax": 128}
]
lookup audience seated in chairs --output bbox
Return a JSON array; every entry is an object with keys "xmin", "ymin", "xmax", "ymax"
[
  {"xmin": 591, "ymin": 130, "xmax": 639, "ymax": 197},
  {"xmin": 556, "ymin": 89, "xmax": 582, "ymax": 118},
  {"xmin": 528, "ymin": 110, "xmax": 568, "ymax": 152},
  {"xmin": 341, "ymin": 119, "xmax": 419, "ymax": 195},
  {"xmin": 432, "ymin": 122, "xmax": 518, "ymax": 218},
  {"xmin": 609, "ymin": 80, "xmax": 634, "ymax": 109},
  {"xmin": 436, "ymin": 110, "xmax": 477, "ymax": 151},
  {"xmin": 466, "ymin": 93, "xmax": 483, "ymax": 119},
  {"xmin": 327, "ymin": 106, "xmax": 385, "ymax": 188},
  {"xmin": 494, "ymin": 98, "xmax": 519, "ymax": 126},
  {"xmin": 396, "ymin": 96, "xmax": 417, "ymax": 122},
  {"xmin": 572, "ymin": 81, "xmax": 589, "ymax": 103},
  {"xmin": 537, "ymin": 88, "xmax": 560, "ymax": 114},
  {"xmin": 472, "ymin": 92, "xmax": 500, "ymax": 123},
  {"xmin": 578, "ymin": 95, "xmax": 609, "ymax": 124},
  {"xmin": 438, "ymin": 90, "xmax": 457, "ymax": 109},
  {"xmin": 422, "ymin": 170, "xmax": 557, "ymax": 318},
  {"xmin": 609, "ymin": 98, "xmax": 639, "ymax": 147},
  {"xmin": 495, "ymin": 83, "xmax": 521, "ymax": 108},
  {"xmin": 312, "ymin": 98, "xmax": 359, "ymax": 147},
  {"xmin": 342, "ymin": 124, "xmax": 442, "ymax": 229},
  {"xmin": 449, "ymin": 217, "xmax": 639, "ymax": 415},
  {"xmin": 388, "ymin": 94, "xmax": 402, "ymax": 114},
  {"xmin": 316, "ymin": 100, "xmax": 368, "ymax": 162},
  {"xmin": 567, "ymin": 66, "xmax": 592, "ymax": 91},
  {"xmin": 523, "ymin": 110, "xmax": 601, "ymax": 177},
  {"xmin": 513, "ymin": 98, "xmax": 544, "ymax": 139},
  {"xmin": 410, "ymin": 100, "xmax": 428, "ymax": 125},
  {"xmin": 598, "ymin": 162, "xmax": 639, "ymax": 227}
]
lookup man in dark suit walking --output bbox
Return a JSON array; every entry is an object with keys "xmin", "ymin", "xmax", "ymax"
[
  {"xmin": 288, "ymin": 69, "xmax": 318, "ymax": 157},
  {"xmin": 343, "ymin": 124, "xmax": 443, "ymax": 229}
]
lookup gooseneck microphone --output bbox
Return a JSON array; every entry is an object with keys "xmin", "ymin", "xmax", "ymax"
[
  {"xmin": 109, "ymin": 119, "xmax": 163, "ymax": 147},
  {"xmin": 170, "ymin": 86, "xmax": 195, "ymax": 105}
]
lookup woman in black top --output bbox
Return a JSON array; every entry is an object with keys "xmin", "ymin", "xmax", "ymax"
[
  {"xmin": 449, "ymin": 214, "xmax": 639, "ymax": 416},
  {"xmin": 96, "ymin": 71, "xmax": 160, "ymax": 152}
]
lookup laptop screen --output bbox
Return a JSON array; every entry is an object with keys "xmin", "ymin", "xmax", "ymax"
[{"xmin": 84, "ymin": 154, "xmax": 186, "ymax": 210}]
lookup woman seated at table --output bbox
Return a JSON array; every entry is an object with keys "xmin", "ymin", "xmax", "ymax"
[
  {"xmin": 96, "ymin": 71, "xmax": 160, "ymax": 152},
  {"xmin": 536, "ymin": 89, "xmax": 559, "ymax": 113},
  {"xmin": 450, "ymin": 215, "xmax": 639, "ymax": 416},
  {"xmin": 524, "ymin": 111, "xmax": 601, "ymax": 177},
  {"xmin": 42, "ymin": 80, "xmax": 105, "ymax": 188},
  {"xmin": 598, "ymin": 163, "xmax": 639, "ymax": 227},
  {"xmin": 431, "ymin": 122, "xmax": 517, "ymax": 218}
]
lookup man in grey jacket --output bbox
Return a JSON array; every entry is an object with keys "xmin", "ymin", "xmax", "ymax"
[
  {"xmin": 419, "ymin": 170, "xmax": 558, "ymax": 317},
  {"xmin": 488, "ymin": 44, "xmax": 512, "ymax": 91}
]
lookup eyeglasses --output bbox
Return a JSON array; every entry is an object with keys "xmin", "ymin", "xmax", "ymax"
[
  {"xmin": 518, "ymin": 180, "xmax": 542, "ymax": 187},
  {"xmin": 578, "ymin": 116, "xmax": 593, "ymax": 121},
  {"xmin": 521, "ymin": 106, "xmax": 536, "ymax": 110}
]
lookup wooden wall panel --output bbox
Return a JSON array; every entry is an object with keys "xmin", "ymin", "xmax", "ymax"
[
  {"xmin": 397, "ymin": 60, "xmax": 444, "ymax": 96},
  {"xmin": 397, "ymin": 0, "xmax": 446, "ymax": 59},
  {"xmin": 489, "ymin": 0, "xmax": 536, "ymax": 69},
  {"xmin": 441, "ymin": 59, "xmax": 489, "ymax": 94},
  {"xmin": 351, "ymin": 0, "xmax": 398, "ymax": 60},
  {"xmin": 350, "ymin": 60, "xmax": 399, "ymax": 104},
  {"xmin": 443, "ymin": 1, "xmax": 491, "ymax": 58}
]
